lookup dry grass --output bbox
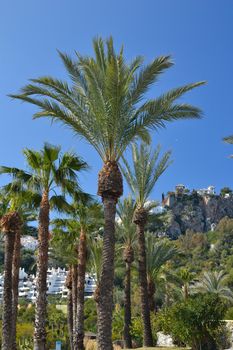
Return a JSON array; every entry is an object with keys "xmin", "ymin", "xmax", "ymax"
[
  {"xmin": 84, "ymin": 339, "xmax": 122, "ymax": 350},
  {"xmin": 84, "ymin": 341, "xmax": 188, "ymax": 350}
]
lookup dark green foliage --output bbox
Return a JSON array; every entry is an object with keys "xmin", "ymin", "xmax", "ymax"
[
  {"xmin": 20, "ymin": 248, "xmax": 36, "ymax": 274},
  {"xmin": 84, "ymin": 299, "xmax": 97, "ymax": 333},
  {"xmin": 156, "ymin": 294, "xmax": 228, "ymax": 349}
]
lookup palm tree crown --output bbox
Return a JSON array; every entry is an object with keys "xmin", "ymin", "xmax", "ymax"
[
  {"xmin": 146, "ymin": 234, "xmax": 177, "ymax": 282},
  {"xmin": 10, "ymin": 37, "xmax": 204, "ymax": 163},
  {"xmin": 0, "ymin": 143, "xmax": 87, "ymax": 197},
  {"xmin": 193, "ymin": 270, "xmax": 233, "ymax": 302},
  {"xmin": 121, "ymin": 143, "xmax": 172, "ymax": 208}
]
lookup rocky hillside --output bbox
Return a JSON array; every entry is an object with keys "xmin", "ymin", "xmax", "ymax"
[{"xmin": 163, "ymin": 187, "xmax": 233, "ymax": 238}]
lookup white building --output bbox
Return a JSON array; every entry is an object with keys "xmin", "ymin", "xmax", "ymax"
[
  {"xmin": 0, "ymin": 267, "xmax": 96, "ymax": 303},
  {"xmin": 197, "ymin": 186, "xmax": 215, "ymax": 196}
]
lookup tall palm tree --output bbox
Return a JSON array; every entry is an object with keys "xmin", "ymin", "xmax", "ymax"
[
  {"xmin": 53, "ymin": 195, "xmax": 103, "ymax": 350},
  {"xmin": 0, "ymin": 144, "xmax": 87, "ymax": 350},
  {"xmin": 121, "ymin": 143, "xmax": 172, "ymax": 346},
  {"xmin": 193, "ymin": 270, "xmax": 233, "ymax": 302},
  {"xmin": 116, "ymin": 196, "xmax": 136, "ymax": 348},
  {"xmin": 146, "ymin": 234, "xmax": 177, "ymax": 311},
  {"xmin": 51, "ymin": 219, "xmax": 80, "ymax": 350},
  {"xmin": 0, "ymin": 192, "xmax": 22, "ymax": 350},
  {"xmin": 0, "ymin": 183, "xmax": 40, "ymax": 350},
  {"xmin": 10, "ymin": 37, "xmax": 205, "ymax": 349}
]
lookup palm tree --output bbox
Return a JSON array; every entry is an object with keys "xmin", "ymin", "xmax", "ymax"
[
  {"xmin": 178, "ymin": 268, "xmax": 195, "ymax": 300},
  {"xmin": 0, "ymin": 199, "xmax": 22, "ymax": 350},
  {"xmin": 116, "ymin": 196, "xmax": 136, "ymax": 348},
  {"xmin": 0, "ymin": 183, "xmax": 40, "ymax": 350},
  {"xmin": 146, "ymin": 234, "xmax": 177, "ymax": 311},
  {"xmin": 121, "ymin": 143, "xmax": 172, "ymax": 346},
  {"xmin": 88, "ymin": 237, "xmax": 103, "ymax": 303},
  {"xmin": 51, "ymin": 220, "xmax": 79, "ymax": 350},
  {"xmin": 10, "ymin": 37, "xmax": 205, "ymax": 349},
  {"xmin": 71, "ymin": 197, "xmax": 103, "ymax": 350},
  {"xmin": 0, "ymin": 144, "xmax": 87, "ymax": 350},
  {"xmin": 193, "ymin": 270, "xmax": 233, "ymax": 302},
  {"xmin": 223, "ymin": 136, "xmax": 233, "ymax": 144},
  {"xmin": 55, "ymin": 195, "xmax": 103, "ymax": 350}
]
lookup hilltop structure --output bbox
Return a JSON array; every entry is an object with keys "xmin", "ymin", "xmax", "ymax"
[{"xmin": 161, "ymin": 185, "xmax": 233, "ymax": 238}]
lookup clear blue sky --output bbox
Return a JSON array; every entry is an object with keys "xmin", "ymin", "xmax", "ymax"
[{"xmin": 1, "ymin": 0, "xmax": 233, "ymax": 202}]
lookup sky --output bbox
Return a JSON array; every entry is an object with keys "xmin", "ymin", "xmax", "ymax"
[{"xmin": 0, "ymin": 0, "xmax": 233, "ymax": 203}]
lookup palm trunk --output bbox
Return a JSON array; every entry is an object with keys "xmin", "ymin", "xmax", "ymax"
[
  {"xmin": 34, "ymin": 190, "xmax": 50, "ymax": 350},
  {"xmin": 74, "ymin": 228, "xmax": 87, "ymax": 350},
  {"xmin": 97, "ymin": 161, "xmax": 123, "ymax": 350},
  {"xmin": 66, "ymin": 267, "xmax": 73, "ymax": 350},
  {"xmin": 124, "ymin": 261, "xmax": 132, "ymax": 349},
  {"xmin": 184, "ymin": 283, "xmax": 189, "ymax": 300},
  {"xmin": 1, "ymin": 230, "xmax": 16, "ymax": 350},
  {"xmin": 72, "ymin": 262, "xmax": 78, "ymax": 348},
  {"xmin": 134, "ymin": 209, "xmax": 153, "ymax": 347},
  {"xmin": 67, "ymin": 288, "xmax": 74, "ymax": 350},
  {"xmin": 97, "ymin": 196, "xmax": 117, "ymax": 350},
  {"xmin": 11, "ymin": 227, "xmax": 22, "ymax": 350},
  {"xmin": 147, "ymin": 278, "xmax": 156, "ymax": 312}
]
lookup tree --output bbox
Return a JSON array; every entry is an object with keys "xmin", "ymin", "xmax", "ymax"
[
  {"xmin": 117, "ymin": 196, "xmax": 136, "ymax": 348},
  {"xmin": 0, "ymin": 144, "xmax": 87, "ymax": 350},
  {"xmin": 0, "ymin": 183, "xmax": 39, "ymax": 350},
  {"xmin": 193, "ymin": 270, "xmax": 233, "ymax": 302},
  {"xmin": 121, "ymin": 143, "xmax": 172, "ymax": 346},
  {"xmin": 52, "ymin": 195, "xmax": 103, "ymax": 350},
  {"xmin": 220, "ymin": 187, "xmax": 232, "ymax": 197},
  {"xmin": 0, "ymin": 210, "xmax": 21, "ymax": 350},
  {"xmin": 178, "ymin": 268, "xmax": 195, "ymax": 300},
  {"xmin": 223, "ymin": 135, "xmax": 233, "ymax": 144},
  {"xmin": 51, "ymin": 219, "xmax": 80, "ymax": 350},
  {"xmin": 157, "ymin": 294, "xmax": 227, "ymax": 350},
  {"xmin": 146, "ymin": 234, "xmax": 177, "ymax": 310},
  {"xmin": 11, "ymin": 37, "xmax": 205, "ymax": 349}
]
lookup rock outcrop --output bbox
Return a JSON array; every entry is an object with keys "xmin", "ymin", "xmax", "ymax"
[{"xmin": 163, "ymin": 189, "xmax": 233, "ymax": 238}]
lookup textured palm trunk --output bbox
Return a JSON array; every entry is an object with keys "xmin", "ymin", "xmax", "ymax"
[
  {"xmin": 74, "ymin": 228, "xmax": 87, "ymax": 350},
  {"xmin": 184, "ymin": 283, "xmax": 189, "ymax": 300},
  {"xmin": 11, "ymin": 227, "xmax": 22, "ymax": 350},
  {"xmin": 123, "ymin": 261, "xmax": 132, "ymax": 349},
  {"xmin": 1, "ymin": 212, "xmax": 21, "ymax": 350},
  {"xmin": 97, "ymin": 196, "xmax": 116, "ymax": 350},
  {"xmin": 134, "ymin": 209, "xmax": 153, "ymax": 347},
  {"xmin": 97, "ymin": 160, "xmax": 123, "ymax": 350},
  {"xmin": 147, "ymin": 278, "xmax": 156, "ymax": 312},
  {"xmin": 66, "ymin": 267, "xmax": 73, "ymax": 350},
  {"xmin": 1, "ymin": 230, "xmax": 16, "ymax": 350},
  {"xmin": 72, "ymin": 262, "xmax": 78, "ymax": 348},
  {"xmin": 34, "ymin": 190, "xmax": 50, "ymax": 350}
]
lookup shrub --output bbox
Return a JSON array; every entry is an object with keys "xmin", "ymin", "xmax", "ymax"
[{"xmin": 156, "ymin": 293, "xmax": 228, "ymax": 350}]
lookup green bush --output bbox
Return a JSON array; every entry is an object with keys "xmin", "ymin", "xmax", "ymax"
[
  {"xmin": 156, "ymin": 293, "xmax": 228, "ymax": 350},
  {"xmin": 130, "ymin": 314, "xmax": 157, "ymax": 347}
]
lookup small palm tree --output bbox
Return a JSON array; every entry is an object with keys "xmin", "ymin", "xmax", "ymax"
[
  {"xmin": 0, "ymin": 144, "xmax": 87, "ymax": 350},
  {"xmin": 178, "ymin": 268, "xmax": 195, "ymax": 300},
  {"xmin": 0, "ymin": 194, "xmax": 22, "ymax": 350},
  {"xmin": 117, "ymin": 196, "xmax": 136, "ymax": 348},
  {"xmin": 193, "ymin": 270, "xmax": 233, "ymax": 302},
  {"xmin": 11, "ymin": 37, "xmax": 205, "ymax": 349},
  {"xmin": 121, "ymin": 143, "xmax": 172, "ymax": 346},
  {"xmin": 146, "ymin": 234, "xmax": 177, "ymax": 311},
  {"xmin": 2, "ymin": 184, "xmax": 39, "ymax": 350},
  {"xmin": 52, "ymin": 195, "xmax": 103, "ymax": 350},
  {"xmin": 51, "ymin": 219, "xmax": 80, "ymax": 350},
  {"xmin": 67, "ymin": 195, "xmax": 103, "ymax": 350}
]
